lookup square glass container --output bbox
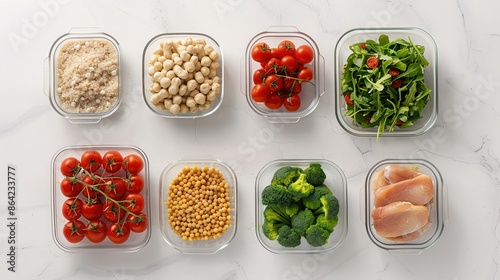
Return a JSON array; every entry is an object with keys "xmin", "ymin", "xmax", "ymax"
[
  {"xmin": 334, "ymin": 27, "xmax": 438, "ymax": 137},
  {"xmin": 243, "ymin": 26, "xmax": 325, "ymax": 123},
  {"xmin": 365, "ymin": 159, "xmax": 446, "ymax": 254},
  {"xmin": 46, "ymin": 28, "xmax": 121, "ymax": 124},
  {"xmin": 255, "ymin": 159, "xmax": 347, "ymax": 254},
  {"xmin": 159, "ymin": 157, "xmax": 237, "ymax": 254},
  {"xmin": 142, "ymin": 33, "xmax": 224, "ymax": 118},
  {"xmin": 50, "ymin": 145, "xmax": 151, "ymax": 253}
]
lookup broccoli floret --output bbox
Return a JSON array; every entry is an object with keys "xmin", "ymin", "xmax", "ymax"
[
  {"xmin": 305, "ymin": 224, "xmax": 331, "ymax": 247},
  {"xmin": 302, "ymin": 185, "xmax": 332, "ymax": 210},
  {"xmin": 264, "ymin": 206, "xmax": 290, "ymax": 225},
  {"xmin": 271, "ymin": 166, "xmax": 303, "ymax": 187},
  {"xmin": 316, "ymin": 215, "xmax": 338, "ymax": 233},
  {"xmin": 262, "ymin": 219, "xmax": 284, "ymax": 241},
  {"xmin": 282, "ymin": 203, "xmax": 300, "ymax": 217},
  {"xmin": 291, "ymin": 209, "xmax": 315, "ymax": 236},
  {"xmin": 288, "ymin": 173, "xmax": 315, "ymax": 199},
  {"xmin": 314, "ymin": 194, "xmax": 340, "ymax": 220},
  {"xmin": 261, "ymin": 184, "xmax": 294, "ymax": 206},
  {"xmin": 277, "ymin": 225, "xmax": 301, "ymax": 248},
  {"xmin": 304, "ymin": 163, "xmax": 327, "ymax": 186}
]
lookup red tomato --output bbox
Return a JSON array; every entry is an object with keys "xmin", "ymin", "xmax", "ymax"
[
  {"xmin": 124, "ymin": 193, "xmax": 144, "ymax": 214},
  {"xmin": 270, "ymin": 47, "xmax": 279, "ymax": 58},
  {"xmin": 103, "ymin": 150, "xmax": 123, "ymax": 173},
  {"xmin": 264, "ymin": 74, "xmax": 283, "ymax": 93},
  {"xmin": 251, "ymin": 42, "xmax": 272, "ymax": 63},
  {"xmin": 62, "ymin": 198, "xmax": 83, "ymax": 220},
  {"xmin": 122, "ymin": 154, "xmax": 144, "ymax": 174},
  {"xmin": 127, "ymin": 212, "xmax": 148, "ymax": 233},
  {"xmin": 85, "ymin": 220, "xmax": 107, "ymax": 243},
  {"xmin": 280, "ymin": 55, "xmax": 299, "ymax": 73},
  {"xmin": 366, "ymin": 56, "xmax": 379, "ymax": 69},
  {"xmin": 265, "ymin": 57, "xmax": 282, "ymax": 74},
  {"xmin": 283, "ymin": 94, "xmax": 301, "ymax": 112},
  {"xmin": 103, "ymin": 178, "xmax": 128, "ymax": 200},
  {"xmin": 297, "ymin": 67, "xmax": 314, "ymax": 81},
  {"xmin": 80, "ymin": 150, "xmax": 102, "ymax": 173},
  {"xmin": 253, "ymin": 68, "xmax": 267, "ymax": 85},
  {"xmin": 128, "ymin": 174, "xmax": 144, "ymax": 193},
  {"xmin": 391, "ymin": 79, "xmax": 403, "ymax": 89},
  {"xmin": 60, "ymin": 157, "xmax": 81, "ymax": 177},
  {"xmin": 63, "ymin": 220, "xmax": 85, "ymax": 243},
  {"xmin": 81, "ymin": 200, "xmax": 103, "ymax": 220},
  {"xmin": 251, "ymin": 84, "xmax": 271, "ymax": 103},
  {"xmin": 277, "ymin": 40, "xmax": 296, "ymax": 58},
  {"xmin": 264, "ymin": 93, "xmax": 283, "ymax": 110},
  {"xmin": 396, "ymin": 119, "xmax": 404, "ymax": 126},
  {"xmin": 292, "ymin": 82, "xmax": 302, "ymax": 94},
  {"xmin": 81, "ymin": 174, "xmax": 104, "ymax": 199},
  {"xmin": 295, "ymin": 45, "xmax": 314, "ymax": 64},
  {"xmin": 102, "ymin": 201, "xmax": 125, "ymax": 223},
  {"xmin": 344, "ymin": 93, "xmax": 354, "ymax": 105},
  {"xmin": 60, "ymin": 178, "xmax": 83, "ymax": 198},
  {"xmin": 108, "ymin": 223, "xmax": 131, "ymax": 244},
  {"xmin": 282, "ymin": 78, "xmax": 302, "ymax": 94},
  {"xmin": 389, "ymin": 68, "xmax": 401, "ymax": 77}
]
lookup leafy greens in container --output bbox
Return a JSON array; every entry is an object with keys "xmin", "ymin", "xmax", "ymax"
[{"xmin": 340, "ymin": 34, "xmax": 432, "ymax": 138}]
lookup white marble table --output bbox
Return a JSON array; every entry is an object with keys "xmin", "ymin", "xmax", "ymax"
[{"xmin": 1, "ymin": 0, "xmax": 499, "ymax": 279}]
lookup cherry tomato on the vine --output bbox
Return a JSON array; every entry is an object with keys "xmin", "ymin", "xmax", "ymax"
[
  {"xmin": 280, "ymin": 55, "xmax": 299, "ymax": 73},
  {"xmin": 122, "ymin": 154, "xmax": 144, "ymax": 174},
  {"xmin": 60, "ymin": 157, "xmax": 81, "ymax": 177},
  {"xmin": 80, "ymin": 150, "xmax": 102, "ymax": 173},
  {"xmin": 124, "ymin": 193, "xmax": 145, "ymax": 214},
  {"xmin": 253, "ymin": 68, "xmax": 267, "ymax": 85},
  {"xmin": 264, "ymin": 74, "xmax": 284, "ymax": 93},
  {"xmin": 108, "ymin": 223, "xmax": 131, "ymax": 244},
  {"xmin": 251, "ymin": 84, "xmax": 271, "ymax": 103},
  {"xmin": 264, "ymin": 93, "xmax": 283, "ymax": 110},
  {"xmin": 295, "ymin": 45, "xmax": 314, "ymax": 64},
  {"xmin": 251, "ymin": 42, "xmax": 272, "ymax": 63},
  {"xmin": 81, "ymin": 174, "xmax": 104, "ymax": 199},
  {"xmin": 127, "ymin": 212, "xmax": 148, "ymax": 233},
  {"xmin": 60, "ymin": 178, "xmax": 83, "ymax": 198},
  {"xmin": 283, "ymin": 94, "xmax": 302, "ymax": 112},
  {"xmin": 103, "ymin": 177, "xmax": 128, "ymax": 200},
  {"xmin": 81, "ymin": 200, "xmax": 103, "ymax": 220},
  {"xmin": 102, "ymin": 200, "xmax": 125, "ymax": 223},
  {"xmin": 265, "ymin": 57, "xmax": 282, "ymax": 74},
  {"xmin": 103, "ymin": 150, "xmax": 123, "ymax": 173},
  {"xmin": 62, "ymin": 198, "xmax": 83, "ymax": 220},
  {"xmin": 277, "ymin": 40, "xmax": 296, "ymax": 58},
  {"xmin": 63, "ymin": 220, "xmax": 85, "ymax": 243},
  {"xmin": 298, "ymin": 67, "xmax": 314, "ymax": 81},
  {"xmin": 127, "ymin": 174, "xmax": 144, "ymax": 193},
  {"xmin": 85, "ymin": 220, "xmax": 107, "ymax": 243}
]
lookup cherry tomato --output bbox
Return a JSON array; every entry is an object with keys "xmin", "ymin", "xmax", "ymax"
[
  {"xmin": 277, "ymin": 40, "xmax": 296, "ymax": 58},
  {"xmin": 122, "ymin": 154, "xmax": 144, "ymax": 174},
  {"xmin": 265, "ymin": 57, "xmax": 282, "ymax": 74},
  {"xmin": 271, "ymin": 47, "xmax": 279, "ymax": 58},
  {"xmin": 389, "ymin": 68, "xmax": 401, "ymax": 77},
  {"xmin": 62, "ymin": 198, "xmax": 83, "ymax": 220},
  {"xmin": 291, "ymin": 82, "xmax": 302, "ymax": 94},
  {"xmin": 80, "ymin": 150, "xmax": 102, "ymax": 173},
  {"xmin": 396, "ymin": 119, "xmax": 404, "ymax": 126},
  {"xmin": 391, "ymin": 79, "xmax": 403, "ymax": 89},
  {"xmin": 295, "ymin": 45, "xmax": 314, "ymax": 64},
  {"xmin": 60, "ymin": 157, "xmax": 81, "ymax": 177},
  {"xmin": 102, "ymin": 201, "xmax": 125, "ymax": 223},
  {"xmin": 103, "ymin": 150, "xmax": 123, "ymax": 173},
  {"xmin": 283, "ymin": 94, "xmax": 301, "ymax": 112},
  {"xmin": 60, "ymin": 178, "xmax": 83, "ymax": 198},
  {"xmin": 297, "ymin": 67, "xmax": 314, "ymax": 81},
  {"xmin": 128, "ymin": 174, "xmax": 144, "ymax": 193},
  {"xmin": 81, "ymin": 174, "xmax": 104, "ymax": 199},
  {"xmin": 361, "ymin": 43, "xmax": 366, "ymax": 49},
  {"xmin": 280, "ymin": 55, "xmax": 299, "ymax": 73},
  {"xmin": 127, "ymin": 212, "xmax": 148, "ymax": 233},
  {"xmin": 251, "ymin": 42, "xmax": 272, "ymax": 63},
  {"xmin": 108, "ymin": 223, "xmax": 131, "ymax": 244},
  {"xmin": 85, "ymin": 220, "xmax": 107, "ymax": 243},
  {"xmin": 81, "ymin": 200, "xmax": 103, "ymax": 220},
  {"xmin": 63, "ymin": 220, "xmax": 85, "ymax": 243},
  {"xmin": 366, "ymin": 56, "xmax": 379, "ymax": 69},
  {"xmin": 264, "ymin": 74, "xmax": 283, "ymax": 93},
  {"xmin": 103, "ymin": 178, "xmax": 128, "ymax": 200},
  {"xmin": 344, "ymin": 93, "xmax": 354, "ymax": 105},
  {"xmin": 251, "ymin": 84, "xmax": 271, "ymax": 103},
  {"xmin": 264, "ymin": 93, "xmax": 283, "ymax": 110},
  {"xmin": 253, "ymin": 68, "xmax": 267, "ymax": 85},
  {"xmin": 124, "ymin": 193, "xmax": 144, "ymax": 214}
]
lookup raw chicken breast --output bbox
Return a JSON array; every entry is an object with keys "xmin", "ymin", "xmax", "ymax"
[
  {"xmin": 384, "ymin": 164, "xmax": 421, "ymax": 184},
  {"xmin": 386, "ymin": 222, "xmax": 432, "ymax": 242},
  {"xmin": 372, "ymin": 201, "xmax": 429, "ymax": 238},
  {"xmin": 371, "ymin": 168, "xmax": 389, "ymax": 193},
  {"xmin": 374, "ymin": 174, "xmax": 434, "ymax": 207}
]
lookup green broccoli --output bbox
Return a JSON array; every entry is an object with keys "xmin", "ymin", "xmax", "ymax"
[
  {"xmin": 288, "ymin": 173, "xmax": 315, "ymax": 199},
  {"xmin": 271, "ymin": 166, "xmax": 303, "ymax": 187},
  {"xmin": 314, "ymin": 194, "xmax": 340, "ymax": 220},
  {"xmin": 263, "ymin": 206, "xmax": 290, "ymax": 225},
  {"xmin": 277, "ymin": 225, "xmax": 301, "ymax": 247},
  {"xmin": 316, "ymin": 215, "xmax": 338, "ymax": 233},
  {"xmin": 291, "ymin": 209, "xmax": 315, "ymax": 236},
  {"xmin": 305, "ymin": 224, "xmax": 331, "ymax": 247},
  {"xmin": 261, "ymin": 184, "xmax": 294, "ymax": 206},
  {"xmin": 302, "ymin": 185, "xmax": 332, "ymax": 210},
  {"xmin": 262, "ymin": 219, "xmax": 284, "ymax": 241},
  {"xmin": 267, "ymin": 203, "xmax": 299, "ymax": 219},
  {"xmin": 304, "ymin": 163, "xmax": 327, "ymax": 186}
]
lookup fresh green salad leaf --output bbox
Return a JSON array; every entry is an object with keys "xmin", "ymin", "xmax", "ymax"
[{"xmin": 340, "ymin": 34, "xmax": 432, "ymax": 138}]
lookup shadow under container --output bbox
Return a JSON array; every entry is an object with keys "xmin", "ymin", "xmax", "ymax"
[
  {"xmin": 243, "ymin": 26, "xmax": 325, "ymax": 123},
  {"xmin": 364, "ymin": 159, "xmax": 447, "ymax": 255},
  {"xmin": 50, "ymin": 145, "xmax": 151, "ymax": 253},
  {"xmin": 255, "ymin": 159, "xmax": 347, "ymax": 254},
  {"xmin": 142, "ymin": 33, "xmax": 224, "ymax": 119},
  {"xmin": 159, "ymin": 157, "xmax": 237, "ymax": 254},
  {"xmin": 334, "ymin": 27, "xmax": 438, "ymax": 137},
  {"xmin": 46, "ymin": 28, "xmax": 122, "ymax": 124}
]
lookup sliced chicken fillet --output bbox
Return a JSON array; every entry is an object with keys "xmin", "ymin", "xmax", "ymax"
[
  {"xmin": 383, "ymin": 164, "xmax": 421, "ymax": 184},
  {"xmin": 372, "ymin": 201, "xmax": 429, "ymax": 238},
  {"xmin": 374, "ymin": 174, "xmax": 434, "ymax": 207}
]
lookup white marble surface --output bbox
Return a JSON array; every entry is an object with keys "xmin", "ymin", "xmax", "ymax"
[{"xmin": 1, "ymin": 0, "xmax": 499, "ymax": 279}]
